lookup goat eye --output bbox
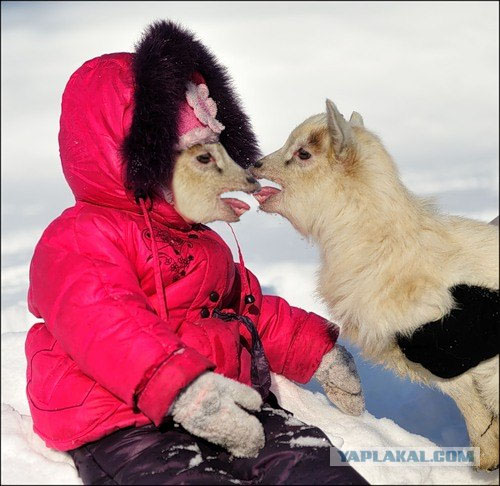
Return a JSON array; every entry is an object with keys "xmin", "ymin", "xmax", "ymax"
[
  {"xmin": 196, "ymin": 153, "xmax": 212, "ymax": 164},
  {"xmin": 298, "ymin": 148, "xmax": 311, "ymax": 160}
]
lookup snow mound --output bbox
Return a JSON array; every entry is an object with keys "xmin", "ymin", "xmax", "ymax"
[
  {"xmin": 1, "ymin": 404, "xmax": 80, "ymax": 485},
  {"xmin": 271, "ymin": 374, "xmax": 498, "ymax": 485},
  {"xmin": 1, "ymin": 331, "xmax": 81, "ymax": 485}
]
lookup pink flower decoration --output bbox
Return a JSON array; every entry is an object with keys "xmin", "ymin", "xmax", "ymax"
[{"xmin": 185, "ymin": 82, "xmax": 225, "ymax": 134}]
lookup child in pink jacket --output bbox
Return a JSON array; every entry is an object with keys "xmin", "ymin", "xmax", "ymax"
[{"xmin": 26, "ymin": 20, "xmax": 367, "ymax": 485}]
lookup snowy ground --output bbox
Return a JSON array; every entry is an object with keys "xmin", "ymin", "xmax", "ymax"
[{"xmin": 2, "ymin": 2, "xmax": 498, "ymax": 485}]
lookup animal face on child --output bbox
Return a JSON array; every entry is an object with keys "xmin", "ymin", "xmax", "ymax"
[{"xmin": 170, "ymin": 142, "xmax": 260, "ymax": 224}]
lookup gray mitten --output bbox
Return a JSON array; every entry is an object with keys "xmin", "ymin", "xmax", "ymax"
[
  {"xmin": 315, "ymin": 344, "xmax": 365, "ymax": 416},
  {"xmin": 171, "ymin": 372, "xmax": 265, "ymax": 458}
]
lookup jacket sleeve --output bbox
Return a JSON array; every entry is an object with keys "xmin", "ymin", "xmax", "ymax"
[
  {"xmin": 235, "ymin": 265, "xmax": 338, "ymax": 383},
  {"xmin": 28, "ymin": 209, "xmax": 215, "ymax": 426}
]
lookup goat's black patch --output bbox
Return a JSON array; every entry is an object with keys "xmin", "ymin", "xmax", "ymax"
[{"xmin": 397, "ymin": 284, "xmax": 499, "ymax": 378}]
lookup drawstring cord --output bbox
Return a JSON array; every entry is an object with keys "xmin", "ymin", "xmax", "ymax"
[
  {"xmin": 213, "ymin": 308, "xmax": 271, "ymax": 400},
  {"xmin": 226, "ymin": 223, "xmax": 255, "ymax": 306},
  {"xmin": 223, "ymin": 224, "xmax": 270, "ymax": 399},
  {"xmin": 138, "ymin": 198, "xmax": 169, "ymax": 321}
]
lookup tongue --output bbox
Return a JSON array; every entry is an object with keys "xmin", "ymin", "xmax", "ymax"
[
  {"xmin": 222, "ymin": 198, "xmax": 251, "ymax": 217},
  {"xmin": 253, "ymin": 186, "xmax": 281, "ymax": 205}
]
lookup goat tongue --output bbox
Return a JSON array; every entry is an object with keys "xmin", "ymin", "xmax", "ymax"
[
  {"xmin": 222, "ymin": 198, "xmax": 250, "ymax": 217},
  {"xmin": 253, "ymin": 186, "xmax": 281, "ymax": 205}
]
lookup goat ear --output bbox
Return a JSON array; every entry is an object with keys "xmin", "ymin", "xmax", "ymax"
[
  {"xmin": 326, "ymin": 99, "xmax": 353, "ymax": 156},
  {"xmin": 349, "ymin": 111, "xmax": 364, "ymax": 128}
]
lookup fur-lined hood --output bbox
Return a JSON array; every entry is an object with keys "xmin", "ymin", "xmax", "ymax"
[{"xmin": 59, "ymin": 20, "xmax": 261, "ymax": 208}]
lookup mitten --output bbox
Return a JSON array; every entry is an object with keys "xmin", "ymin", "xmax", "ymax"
[
  {"xmin": 315, "ymin": 344, "xmax": 365, "ymax": 416},
  {"xmin": 171, "ymin": 372, "xmax": 265, "ymax": 457}
]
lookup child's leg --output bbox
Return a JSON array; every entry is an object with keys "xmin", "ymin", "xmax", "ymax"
[
  {"xmin": 240, "ymin": 393, "xmax": 368, "ymax": 485},
  {"xmin": 69, "ymin": 394, "xmax": 368, "ymax": 485},
  {"xmin": 69, "ymin": 423, "xmax": 235, "ymax": 485}
]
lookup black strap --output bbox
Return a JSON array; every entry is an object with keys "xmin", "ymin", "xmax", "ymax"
[
  {"xmin": 397, "ymin": 284, "xmax": 499, "ymax": 379},
  {"xmin": 213, "ymin": 309, "xmax": 271, "ymax": 400}
]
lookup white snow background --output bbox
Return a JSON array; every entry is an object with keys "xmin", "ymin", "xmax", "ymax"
[{"xmin": 1, "ymin": 2, "xmax": 498, "ymax": 484}]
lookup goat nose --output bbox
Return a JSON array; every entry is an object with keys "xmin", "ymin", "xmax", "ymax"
[
  {"xmin": 247, "ymin": 176, "xmax": 257, "ymax": 184},
  {"xmin": 253, "ymin": 161, "xmax": 263, "ymax": 168}
]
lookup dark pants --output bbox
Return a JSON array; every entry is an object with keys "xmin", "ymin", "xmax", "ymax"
[{"xmin": 69, "ymin": 394, "xmax": 368, "ymax": 485}]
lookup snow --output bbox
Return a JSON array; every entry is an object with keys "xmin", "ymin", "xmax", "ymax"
[
  {"xmin": 285, "ymin": 416, "xmax": 307, "ymax": 428},
  {"xmin": 188, "ymin": 453, "xmax": 203, "ymax": 469},
  {"xmin": 1, "ymin": 404, "xmax": 80, "ymax": 485},
  {"xmin": 271, "ymin": 375, "xmax": 497, "ymax": 485},
  {"xmin": 170, "ymin": 443, "xmax": 203, "ymax": 471},
  {"xmin": 288, "ymin": 436, "xmax": 331, "ymax": 448},
  {"xmin": 1, "ymin": 2, "xmax": 498, "ymax": 485}
]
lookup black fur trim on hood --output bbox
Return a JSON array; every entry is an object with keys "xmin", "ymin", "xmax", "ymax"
[{"xmin": 122, "ymin": 20, "xmax": 261, "ymax": 199}]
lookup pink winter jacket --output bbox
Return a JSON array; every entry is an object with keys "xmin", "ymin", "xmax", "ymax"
[{"xmin": 25, "ymin": 53, "xmax": 338, "ymax": 451}]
